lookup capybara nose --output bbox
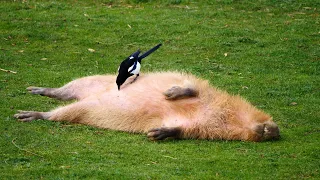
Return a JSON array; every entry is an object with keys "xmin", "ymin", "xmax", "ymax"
[{"xmin": 263, "ymin": 122, "xmax": 280, "ymax": 141}]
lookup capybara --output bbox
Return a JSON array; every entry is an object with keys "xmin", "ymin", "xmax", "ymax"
[{"xmin": 14, "ymin": 72, "xmax": 280, "ymax": 142}]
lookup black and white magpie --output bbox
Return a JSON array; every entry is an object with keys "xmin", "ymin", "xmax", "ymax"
[{"xmin": 116, "ymin": 43, "xmax": 162, "ymax": 90}]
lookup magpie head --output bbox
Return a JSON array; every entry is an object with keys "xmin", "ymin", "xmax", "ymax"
[{"xmin": 116, "ymin": 72, "xmax": 128, "ymax": 91}]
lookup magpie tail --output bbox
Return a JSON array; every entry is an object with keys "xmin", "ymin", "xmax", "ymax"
[{"xmin": 138, "ymin": 43, "xmax": 162, "ymax": 61}]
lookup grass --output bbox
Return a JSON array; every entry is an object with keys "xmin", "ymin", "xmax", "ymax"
[{"xmin": 1, "ymin": 0, "xmax": 319, "ymax": 179}]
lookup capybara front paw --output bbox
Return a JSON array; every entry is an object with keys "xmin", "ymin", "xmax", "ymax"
[
  {"xmin": 147, "ymin": 128, "xmax": 166, "ymax": 140},
  {"xmin": 147, "ymin": 127, "xmax": 181, "ymax": 140},
  {"xmin": 163, "ymin": 86, "xmax": 183, "ymax": 100}
]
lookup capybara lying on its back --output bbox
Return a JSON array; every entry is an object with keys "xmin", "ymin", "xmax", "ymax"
[{"xmin": 14, "ymin": 72, "xmax": 280, "ymax": 142}]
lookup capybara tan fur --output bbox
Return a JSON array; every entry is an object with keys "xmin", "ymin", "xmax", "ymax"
[{"xmin": 14, "ymin": 72, "xmax": 280, "ymax": 142}]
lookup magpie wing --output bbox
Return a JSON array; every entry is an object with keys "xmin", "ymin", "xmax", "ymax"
[{"xmin": 130, "ymin": 50, "xmax": 141, "ymax": 59}]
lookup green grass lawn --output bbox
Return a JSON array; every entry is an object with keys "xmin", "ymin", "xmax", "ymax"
[{"xmin": 1, "ymin": 0, "xmax": 319, "ymax": 179}]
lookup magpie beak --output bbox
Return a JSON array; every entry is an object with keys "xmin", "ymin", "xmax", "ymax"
[{"xmin": 116, "ymin": 43, "xmax": 162, "ymax": 90}]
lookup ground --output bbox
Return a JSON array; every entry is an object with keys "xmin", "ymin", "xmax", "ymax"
[{"xmin": 0, "ymin": 0, "xmax": 319, "ymax": 179}]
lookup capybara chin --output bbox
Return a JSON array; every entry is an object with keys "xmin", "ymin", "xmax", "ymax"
[{"xmin": 14, "ymin": 71, "xmax": 280, "ymax": 142}]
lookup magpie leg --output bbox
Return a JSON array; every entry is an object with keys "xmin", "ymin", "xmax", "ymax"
[
  {"xmin": 147, "ymin": 127, "xmax": 182, "ymax": 140},
  {"xmin": 131, "ymin": 74, "xmax": 139, "ymax": 84},
  {"xmin": 163, "ymin": 86, "xmax": 198, "ymax": 100}
]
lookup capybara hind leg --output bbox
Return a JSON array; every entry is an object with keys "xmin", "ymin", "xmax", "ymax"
[
  {"xmin": 47, "ymin": 102, "xmax": 90, "ymax": 122},
  {"xmin": 14, "ymin": 110, "xmax": 51, "ymax": 122},
  {"xmin": 147, "ymin": 127, "xmax": 182, "ymax": 140},
  {"xmin": 27, "ymin": 75, "xmax": 115, "ymax": 100},
  {"xmin": 14, "ymin": 102, "xmax": 89, "ymax": 123},
  {"xmin": 27, "ymin": 87, "xmax": 76, "ymax": 100},
  {"xmin": 163, "ymin": 86, "xmax": 198, "ymax": 100}
]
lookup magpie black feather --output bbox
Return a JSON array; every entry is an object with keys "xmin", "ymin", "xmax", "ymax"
[
  {"xmin": 138, "ymin": 43, "xmax": 162, "ymax": 62},
  {"xmin": 116, "ymin": 43, "xmax": 162, "ymax": 90}
]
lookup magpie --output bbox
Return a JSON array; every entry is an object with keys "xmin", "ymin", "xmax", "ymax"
[{"xmin": 116, "ymin": 43, "xmax": 162, "ymax": 90}]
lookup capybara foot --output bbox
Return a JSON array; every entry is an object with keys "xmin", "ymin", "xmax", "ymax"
[
  {"xmin": 27, "ymin": 87, "xmax": 52, "ymax": 96},
  {"xmin": 14, "ymin": 110, "xmax": 48, "ymax": 122},
  {"xmin": 27, "ymin": 86, "xmax": 75, "ymax": 100},
  {"xmin": 147, "ymin": 127, "xmax": 182, "ymax": 140}
]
